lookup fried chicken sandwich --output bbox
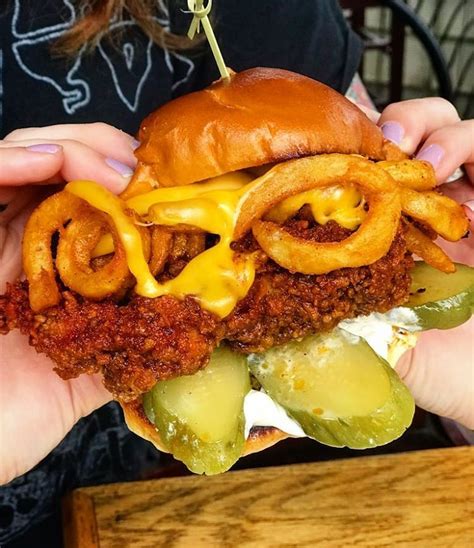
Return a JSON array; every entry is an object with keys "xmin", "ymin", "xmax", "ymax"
[{"xmin": 1, "ymin": 68, "xmax": 473, "ymax": 474}]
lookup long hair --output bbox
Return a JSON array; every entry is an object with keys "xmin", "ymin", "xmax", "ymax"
[{"xmin": 54, "ymin": 0, "xmax": 198, "ymax": 56}]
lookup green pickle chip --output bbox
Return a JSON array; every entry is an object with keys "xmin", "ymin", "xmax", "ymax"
[
  {"xmin": 404, "ymin": 261, "xmax": 474, "ymax": 330},
  {"xmin": 248, "ymin": 328, "xmax": 415, "ymax": 449},
  {"xmin": 143, "ymin": 346, "xmax": 250, "ymax": 475}
]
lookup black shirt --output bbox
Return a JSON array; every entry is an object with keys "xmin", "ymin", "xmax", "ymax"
[
  {"xmin": 0, "ymin": 1, "xmax": 362, "ymax": 545},
  {"xmin": 0, "ymin": 0, "xmax": 362, "ymax": 137}
]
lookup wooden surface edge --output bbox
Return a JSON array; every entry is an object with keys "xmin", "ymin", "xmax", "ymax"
[
  {"xmin": 62, "ymin": 490, "xmax": 100, "ymax": 548},
  {"xmin": 62, "ymin": 447, "xmax": 474, "ymax": 547},
  {"xmin": 73, "ymin": 446, "xmax": 474, "ymax": 498}
]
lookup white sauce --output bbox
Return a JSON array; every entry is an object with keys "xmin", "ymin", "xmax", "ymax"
[
  {"xmin": 339, "ymin": 308, "xmax": 419, "ymax": 361},
  {"xmin": 243, "ymin": 308, "xmax": 420, "ymax": 439},
  {"xmin": 244, "ymin": 389, "xmax": 305, "ymax": 438}
]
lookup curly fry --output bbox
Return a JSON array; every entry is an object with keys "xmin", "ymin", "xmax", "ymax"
[
  {"xmin": 149, "ymin": 226, "xmax": 173, "ymax": 276},
  {"xmin": 184, "ymin": 232, "xmax": 206, "ymax": 258},
  {"xmin": 23, "ymin": 191, "xmax": 148, "ymax": 312},
  {"xmin": 378, "ymin": 160, "xmax": 437, "ymax": 191},
  {"xmin": 237, "ymin": 155, "xmax": 401, "ymax": 274},
  {"xmin": 401, "ymin": 188, "xmax": 469, "ymax": 241},
  {"xmin": 56, "ymin": 210, "xmax": 134, "ymax": 300},
  {"xmin": 23, "ymin": 192, "xmax": 90, "ymax": 311},
  {"xmin": 404, "ymin": 222, "xmax": 455, "ymax": 274},
  {"xmin": 169, "ymin": 232, "xmax": 189, "ymax": 261},
  {"xmin": 168, "ymin": 231, "xmax": 206, "ymax": 262}
]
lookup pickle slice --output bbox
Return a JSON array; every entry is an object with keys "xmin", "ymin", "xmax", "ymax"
[
  {"xmin": 405, "ymin": 261, "xmax": 474, "ymax": 330},
  {"xmin": 143, "ymin": 346, "xmax": 250, "ymax": 475},
  {"xmin": 248, "ymin": 329, "xmax": 414, "ymax": 449}
]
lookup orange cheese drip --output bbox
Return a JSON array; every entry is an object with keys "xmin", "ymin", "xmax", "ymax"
[{"xmin": 66, "ymin": 171, "xmax": 365, "ymax": 318}]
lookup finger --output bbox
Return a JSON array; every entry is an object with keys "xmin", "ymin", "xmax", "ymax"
[
  {"xmin": 5, "ymin": 123, "xmax": 139, "ymax": 168},
  {"xmin": 396, "ymin": 319, "xmax": 474, "ymax": 429},
  {"xmin": 0, "ymin": 139, "xmax": 133, "ymax": 193},
  {"xmin": 439, "ymin": 178, "xmax": 473, "ymax": 203},
  {"xmin": 0, "ymin": 208, "xmax": 32, "ymax": 289},
  {"xmin": 0, "ymin": 186, "xmax": 38, "ymax": 227},
  {"xmin": 378, "ymin": 97, "xmax": 460, "ymax": 155},
  {"xmin": 0, "ymin": 145, "xmax": 64, "ymax": 185},
  {"xmin": 348, "ymin": 101, "xmax": 380, "ymax": 123},
  {"xmin": 414, "ymin": 120, "xmax": 474, "ymax": 184}
]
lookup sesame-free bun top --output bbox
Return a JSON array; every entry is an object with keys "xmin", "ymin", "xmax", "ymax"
[{"xmin": 134, "ymin": 67, "xmax": 404, "ymax": 187}]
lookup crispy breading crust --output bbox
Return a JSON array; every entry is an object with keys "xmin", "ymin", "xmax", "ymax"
[{"xmin": 0, "ymin": 223, "xmax": 412, "ymax": 401}]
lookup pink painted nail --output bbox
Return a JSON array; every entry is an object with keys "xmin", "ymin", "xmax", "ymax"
[
  {"xmin": 416, "ymin": 144, "xmax": 445, "ymax": 169},
  {"xmin": 462, "ymin": 201, "xmax": 474, "ymax": 229},
  {"xmin": 463, "ymin": 200, "xmax": 474, "ymax": 212},
  {"xmin": 105, "ymin": 157, "xmax": 134, "ymax": 177},
  {"xmin": 131, "ymin": 139, "xmax": 140, "ymax": 150},
  {"xmin": 27, "ymin": 144, "xmax": 62, "ymax": 154},
  {"xmin": 381, "ymin": 121, "xmax": 404, "ymax": 145}
]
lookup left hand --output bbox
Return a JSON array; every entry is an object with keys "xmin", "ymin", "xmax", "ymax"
[
  {"xmin": 0, "ymin": 123, "xmax": 137, "ymax": 484},
  {"xmin": 367, "ymin": 98, "xmax": 473, "ymax": 428}
]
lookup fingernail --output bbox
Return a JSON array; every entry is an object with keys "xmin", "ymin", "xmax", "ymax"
[
  {"xmin": 381, "ymin": 121, "xmax": 404, "ymax": 145},
  {"xmin": 105, "ymin": 157, "xmax": 134, "ymax": 177},
  {"xmin": 27, "ymin": 144, "xmax": 62, "ymax": 154},
  {"xmin": 463, "ymin": 201, "xmax": 474, "ymax": 229},
  {"xmin": 464, "ymin": 200, "xmax": 474, "ymax": 213},
  {"xmin": 131, "ymin": 138, "xmax": 140, "ymax": 150},
  {"xmin": 416, "ymin": 144, "xmax": 445, "ymax": 169}
]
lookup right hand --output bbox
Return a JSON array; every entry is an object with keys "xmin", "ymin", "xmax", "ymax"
[
  {"xmin": 0, "ymin": 123, "xmax": 137, "ymax": 485},
  {"xmin": 375, "ymin": 98, "xmax": 474, "ymax": 429}
]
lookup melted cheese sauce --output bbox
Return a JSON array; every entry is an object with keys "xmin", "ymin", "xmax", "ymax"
[
  {"xmin": 66, "ymin": 169, "xmax": 367, "ymax": 318},
  {"xmin": 266, "ymin": 184, "xmax": 365, "ymax": 230},
  {"xmin": 145, "ymin": 186, "xmax": 257, "ymax": 317}
]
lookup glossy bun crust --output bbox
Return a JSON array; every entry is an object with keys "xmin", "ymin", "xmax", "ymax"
[
  {"xmin": 134, "ymin": 67, "xmax": 404, "ymax": 187},
  {"xmin": 121, "ymin": 400, "xmax": 290, "ymax": 459}
]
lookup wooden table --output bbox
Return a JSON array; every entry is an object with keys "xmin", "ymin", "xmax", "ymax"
[{"xmin": 62, "ymin": 446, "xmax": 474, "ymax": 547}]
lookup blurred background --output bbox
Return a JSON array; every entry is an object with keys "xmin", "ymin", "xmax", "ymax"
[{"xmin": 341, "ymin": 0, "xmax": 473, "ymax": 117}]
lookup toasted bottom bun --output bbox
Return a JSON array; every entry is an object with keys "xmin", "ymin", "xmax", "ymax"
[{"xmin": 121, "ymin": 399, "xmax": 290, "ymax": 457}]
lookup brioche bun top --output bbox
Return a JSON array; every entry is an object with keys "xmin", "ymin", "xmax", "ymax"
[{"xmin": 135, "ymin": 68, "xmax": 404, "ymax": 187}]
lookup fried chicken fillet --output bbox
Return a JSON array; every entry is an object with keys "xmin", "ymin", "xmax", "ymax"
[{"xmin": 0, "ymin": 221, "xmax": 412, "ymax": 401}]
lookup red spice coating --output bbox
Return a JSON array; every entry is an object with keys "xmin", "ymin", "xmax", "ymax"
[{"xmin": 0, "ymin": 223, "xmax": 412, "ymax": 401}]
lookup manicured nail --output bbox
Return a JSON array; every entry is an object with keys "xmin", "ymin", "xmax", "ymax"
[
  {"xmin": 464, "ymin": 200, "xmax": 474, "ymax": 213},
  {"xmin": 381, "ymin": 121, "xmax": 404, "ymax": 145},
  {"xmin": 105, "ymin": 157, "xmax": 134, "ymax": 177},
  {"xmin": 463, "ymin": 201, "xmax": 474, "ymax": 229},
  {"xmin": 131, "ymin": 138, "xmax": 140, "ymax": 150},
  {"xmin": 416, "ymin": 144, "xmax": 444, "ymax": 169},
  {"xmin": 27, "ymin": 144, "xmax": 61, "ymax": 154}
]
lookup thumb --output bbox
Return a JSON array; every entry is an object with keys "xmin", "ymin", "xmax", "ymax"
[
  {"xmin": 0, "ymin": 144, "xmax": 64, "ymax": 185},
  {"xmin": 396, "ymin": 320, "xmax": 474, "ymax": 429}
]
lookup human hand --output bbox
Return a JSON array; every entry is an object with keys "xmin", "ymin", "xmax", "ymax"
[
  {"xmin": 0, "ymin": 123, "xmax": 138, "ymax": 484},
  {"xmin": 377, "ymin": 99, "xmax": 473, "ymax": 428}
]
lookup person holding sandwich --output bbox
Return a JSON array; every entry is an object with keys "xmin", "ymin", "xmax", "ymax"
[{"xmin": 0, "ymin": 0, "xmax": 472, "ymax": 546}]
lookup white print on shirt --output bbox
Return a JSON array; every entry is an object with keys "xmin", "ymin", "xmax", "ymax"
[
  {"xmin": 11, "ymin": 0, "xmax": 90, "ymax": 114},
  {"xmin": 10, "ymin": 0, "xmax": 195, "ymax": 115}
]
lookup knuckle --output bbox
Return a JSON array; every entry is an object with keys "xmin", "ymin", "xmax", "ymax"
[
  {"xmin": 432, "ymin": 97, "xmax": 460, "ymax": 121},
  {"xmin": 90, "ymin": 121, "xmax": 115, "ymax": 134},
  {"xmin": 380, "ymin": 102, "xmax": 403, "ymax": 119},
  {"xmin": 4, "ymin": 128, "xmax": 28, "ymax": 140}
]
